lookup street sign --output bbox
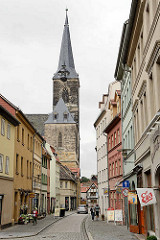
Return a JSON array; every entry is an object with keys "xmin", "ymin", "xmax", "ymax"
[
  {"xmin": 29, "ymin": 193, "xmax": 35, "ymax": 198},
  {"xmin": 122, "ymin": 188, "xmax": 129, "ymax": 197},
  {"xmin": 103, "ymin": 188, "xmax": 109, "ymax": 195},
  {"xmin": 115, "ymin": 210, "xmax": 123, "ymax": 222},
  {"xmin": 122, "ymin": 180, "xmax": 130, "ymax": 188},
  {"xmin": 128, "ymin": 192, "xmax": 137, "ymax": 204},
  {"xmin": 116, "ymin": 187, "xmax": 122, "ymax": 194},
  {"xmin": 136, "ymin": 188, "xmax": 156, "ymax": 207}
]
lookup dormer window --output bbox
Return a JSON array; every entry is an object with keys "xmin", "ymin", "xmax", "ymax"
[
  {"xmin": 53, "ymin": 113, "xmax": 58, "ymax": 120},
  {"xmin": 63, "ymin": 112, "xmax": 68, "ymax": 121}
]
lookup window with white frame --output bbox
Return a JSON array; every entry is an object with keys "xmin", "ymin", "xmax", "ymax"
[
  {"xmin": 65, "ymin": 181, "xmax": 68, "ymax": 188},
  {"xmin": 1, "ymin": 118, "xmax": 5, "ymax": 136},
  {"xmin": 7, "ymin": 124, "xmax": 11, "ymax": 139},
  {"xmin": 5, "ymin": 156, "xmax": 9, "ymax": 174},
  {"xmin": 114, "ymin": 132, "xmax": 117, "ymax": 146},
  {"xmin": 0, "ymin": 154, "xmax": 3, "ymax": 172}
]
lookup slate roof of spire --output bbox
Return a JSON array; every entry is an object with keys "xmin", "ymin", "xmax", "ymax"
[
  {"xmin": 45, "ymin": 98, "xmax": 76, "ymax": 124},
  {"xmin": 53, "ymin": 10, "xmax": 78, "ymax": 79}
]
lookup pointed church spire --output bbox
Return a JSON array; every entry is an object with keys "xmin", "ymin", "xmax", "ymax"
[
  {"xmin": 53, "ymin": 9, "xmax": 78, "ymax": 79},
  {"xmin": 65, "ymin": 8, "xmax": 69, "ymax": 25}
]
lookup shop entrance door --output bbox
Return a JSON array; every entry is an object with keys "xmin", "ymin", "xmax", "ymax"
[{"xmin": 128, "ymin": 191, "xmax": 139, "ymax": 233}]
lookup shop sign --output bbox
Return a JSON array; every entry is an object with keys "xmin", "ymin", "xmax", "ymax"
[
  {"xmin": 122, "ymin": 188, "xmax": 129, "ymax": 197},
  {"xmin": 115, "ymin": 210, "xmax": 123, "ymax": 222},
  {"xmin": 29, "ymin": 193, "xmax": 35, "ymax": 198},
  {"xmin": 128, "ymin": 192, "xmax": 137, "ymax": 204},
  {"xmin": 54, "ymin": 208, "xmax": 60, "ymax": 217},
  {"xmin": 122, "ymin": 180, "xmax": 130, "ymax": 188},
  {"xmin": 107, "ymin": 209, "xmax": 114, "ymax": 221},
  {"xmin": 103, "ymin": 188, "xmax": 109, "ymax": 195},
  {"xmin": 136, "ymin": 188, "xmax": 156, "ymax": 207},
  {"xmin": 116, "ymin": 187, "xmax": 122, "ymax": 194}
]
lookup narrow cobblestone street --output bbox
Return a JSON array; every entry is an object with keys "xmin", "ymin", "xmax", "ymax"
[{"xmin": 0, "ymin": 213, "xmax": 140, "ymax": 240}]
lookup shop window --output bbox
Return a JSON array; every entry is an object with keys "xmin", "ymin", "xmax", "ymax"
[{"xmin": 145, "ymin": 170, "xmax": 155, "ymax": 232}]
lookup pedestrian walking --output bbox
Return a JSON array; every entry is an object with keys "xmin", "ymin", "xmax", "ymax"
[
  {"xmin": 90, "ymin": 205, "xmax": 95, "ymax": 221},
  {"xmin": 95, "ymin": 204, "xmax": 100, "ymax": 220},
  {"xmin": 32, "ymin": 207, "xmax": 38, "ymax": 225}
]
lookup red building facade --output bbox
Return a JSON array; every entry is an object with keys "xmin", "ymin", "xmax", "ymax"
[{"xmin": 104, "ymin": 90, "xmax": 123, "ymax": 211}]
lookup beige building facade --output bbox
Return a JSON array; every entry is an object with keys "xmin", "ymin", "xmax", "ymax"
[
  {"xmin": 126, "ymin": 0, "xmax": 160, "ymax": 238},
  {"xmin": 0, "ymin": 105, "xmax": 19, "ymax": 228}
]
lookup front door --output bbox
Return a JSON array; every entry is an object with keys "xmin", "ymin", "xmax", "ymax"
[
  {"xmin": 65, "ymin": 197, "xmax": 69, "ymax": 211},
  {"xmin": 128, "ymin": 197, "xmax": 139, "ymax": 233}
]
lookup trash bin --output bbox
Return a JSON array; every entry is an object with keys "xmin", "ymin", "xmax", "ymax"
[{"xmin": 60, "ymin": 208, "xmax": 65, "ymax": 217}]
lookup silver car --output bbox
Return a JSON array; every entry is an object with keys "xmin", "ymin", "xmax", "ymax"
[{"xmin": 77, "ymin": 205, "xmax": 88, "ymax": 214}]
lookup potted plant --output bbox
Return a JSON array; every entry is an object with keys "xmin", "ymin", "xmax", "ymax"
[{"xmin": 147, "ymin": 236, "xmax": 157, "ymax": 240}]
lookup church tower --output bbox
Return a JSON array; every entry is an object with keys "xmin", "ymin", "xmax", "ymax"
[
  {"xmin": 44, "ymin": 10, "xmax": 80, "ymax": 172},
  {"xmin": 53, "ymin": 10, "xmax": 80, "ymax": 127}
]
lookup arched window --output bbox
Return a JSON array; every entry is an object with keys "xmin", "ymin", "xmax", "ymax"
[
  {"xmin": 62, "ymin": 87, "xmax": 69, "ymax": 103},
  {"xmin": 58, "ymin": 132, "xmax": 62, "ymax": 147}
]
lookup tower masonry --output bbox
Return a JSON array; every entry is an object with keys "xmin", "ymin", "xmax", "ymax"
[{"xmin": 44, "ymin": 10, "xmax": 80, "ymax": 173}]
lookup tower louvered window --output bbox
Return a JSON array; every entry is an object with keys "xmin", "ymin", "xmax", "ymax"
[
  {"xmin": 62, "ymin": 87, "xmax": 69, "ymax": 103},
  {"xmin": 58, "ymin": 132, "xmax": 62, "ymax": 147}
]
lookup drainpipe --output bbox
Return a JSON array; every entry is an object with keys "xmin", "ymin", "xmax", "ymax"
[
  {"xmin": 103, "ymin": 132, "xmax": 110, "ymax": 208},
  {"xmin": 32, "ymin": 132, "xmax": 37, "ymax": 211}
]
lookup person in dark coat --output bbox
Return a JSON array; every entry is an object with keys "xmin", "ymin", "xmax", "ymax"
[{"xmin": 90, "ymin": 205, "xmax": 95, "ymax": 221}]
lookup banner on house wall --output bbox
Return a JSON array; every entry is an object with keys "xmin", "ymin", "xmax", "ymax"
[
  {"xmin": 115, "ymin": 210, "xmax": 123, "ymax": 221},
  {"xmin": 103, "ymin": 188, "xmax": 109, "ymax": 195},
  {"xmin": 107, "ymin": 209, "xmax": 114, "ymax": 221},
  {"xmin": 128, "ymin": 192, "xmax": 137, "ymax": 204},
  {"xmin": 136, "ymin": 188, "xmax": 156, "ymax": 207}
]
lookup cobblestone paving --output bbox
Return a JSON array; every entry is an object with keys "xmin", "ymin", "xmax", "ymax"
[
  {"xmin": 0, "ymin": 214, "xmax": 86, "ymax": 240},
  {"xmin": 86, "ymin": 216, "xmax": 137, "ymax": 240}
]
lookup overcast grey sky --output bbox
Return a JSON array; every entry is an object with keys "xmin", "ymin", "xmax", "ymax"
[{"xmin": 0, "ymin": 0, "xmax": 131, "ymax": 178}]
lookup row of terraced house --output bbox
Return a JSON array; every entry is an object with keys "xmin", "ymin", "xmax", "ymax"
[
  {"xmin": 0, "ymin": 93, "xmax": 78, "ymax": 228},
  {"xmin": 94, "ymin": 0, "xmax": 160, "ymax": 239}
]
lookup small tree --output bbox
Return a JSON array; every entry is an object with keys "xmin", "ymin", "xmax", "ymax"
[{"xmin": 80, "ymin": 176, "xmax": 90, "ymax": 183}]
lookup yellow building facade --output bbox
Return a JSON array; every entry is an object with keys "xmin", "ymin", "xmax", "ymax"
[
  {"xmin": 13, "ymin": 110, "xmax": 35, "ymax": 222},
  {"xmin": 0, "ymin": 105, "xmax": 19, "ymax": 228}
]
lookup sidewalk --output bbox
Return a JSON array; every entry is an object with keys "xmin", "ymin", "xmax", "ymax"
[
  {"xmin": 0, "ymin": 211, "xmax": 75, "ymax": 239},
  {"xmin": 85, "ymin": 215, "xmax": 139, "ymax": 240}
]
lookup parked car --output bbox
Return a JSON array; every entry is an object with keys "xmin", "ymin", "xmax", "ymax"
[{"xmin": 77, "ymin": 205, "xmax": 88, "ymax": 214}]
